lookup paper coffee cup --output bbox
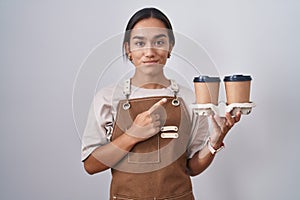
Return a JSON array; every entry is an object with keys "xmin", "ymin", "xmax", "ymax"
[
  {"xmin": 193, "ymin": 76, "xmax": 221, "ymax": 105},
  {"xmin": 224, "ymin": 75, "xmax": 252, "ymax": 104}
]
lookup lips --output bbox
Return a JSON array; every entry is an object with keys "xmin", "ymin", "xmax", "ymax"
[{"xmin": 143, "ymin": 60, "xmax": 159, "ymax": 64}]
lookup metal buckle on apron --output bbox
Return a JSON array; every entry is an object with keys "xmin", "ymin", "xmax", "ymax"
[
  {"xmin": 161, "ymin": 126, "xmax": 178, "ymax": 132},
  {"xmin": 160, "ymin": 126, "xmax": 179, "ymax": 138},
  {"xmin": 123, "ymin": 79, "xmax": 131, "ymax": 110},
  {"xmin": 172, "ymin": 98, "xmax": 180, "ymax": 106},
  {"xmin": 122, "ymin": 101, "xmax": 130, "ymax": 110},
  {"xmin": 170, "ymin": 80, "xmax": 180, "ymax": 106},
  {"xmin": 161, "ymin": 132, "xmax": 179, "ymax": 139}
]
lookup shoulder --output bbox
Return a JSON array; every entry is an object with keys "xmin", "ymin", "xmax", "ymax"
[
  {"xmin": 92, "ymin": 82, "xmax": 126, "ymax": 115},
  {"xmin": 94, "ymin": 82, "xmax": 123, "ymax": 103}
]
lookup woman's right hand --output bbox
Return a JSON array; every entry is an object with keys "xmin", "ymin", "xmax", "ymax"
[{"xmin": 125, "ymin": 98, "xmax": 167, "ymax": 143}]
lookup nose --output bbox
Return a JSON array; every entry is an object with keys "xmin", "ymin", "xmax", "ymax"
[{"xmin": 144, "ymin": 45, "xmax": 156, "ymax": 58}]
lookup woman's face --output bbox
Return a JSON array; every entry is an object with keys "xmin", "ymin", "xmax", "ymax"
[{"xmin": 127, "ymin": 18, "xmax": 172, "ymax": 70}]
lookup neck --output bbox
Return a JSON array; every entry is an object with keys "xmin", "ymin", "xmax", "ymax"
[{"xmin": 131, "ymin": 73, "xmax": 170, "ymax": 89}]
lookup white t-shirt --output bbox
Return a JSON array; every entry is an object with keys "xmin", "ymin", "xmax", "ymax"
[{"xmin": 81, "ymin": 81, "xmax": 209, "ymax": 161}]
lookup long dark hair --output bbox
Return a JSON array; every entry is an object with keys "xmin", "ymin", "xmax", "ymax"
[{"xmin": 123, "ymin": 7, "xmax": 175, "ymax": 58}]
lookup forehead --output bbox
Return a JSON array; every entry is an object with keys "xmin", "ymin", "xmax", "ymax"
[
  {"xmin": 130, "ymin": 28, "xmax": 169, "ymax": 39},
  {"xmin": 133, "ymin": 18, "xmax": 167, "ymax": 29},
  {"xmin": 130, "ymin": 18, "xmax": 169, "ymax": 39}
]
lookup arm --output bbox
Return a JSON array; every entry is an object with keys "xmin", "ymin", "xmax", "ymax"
[
  {"xmin": 83, "ymin": 132, "xmax": 138, "ymax": 175},
  {"xmin": 83, "ymin": 98, "xmax": 167, "ymax": 175},
  {"xmin": 187, "ymin": 112, "xmax": 241, "ymax": 176},
  {"xmin": 187, "ymin": 143, "xmax": 215, "ymax": 176}
]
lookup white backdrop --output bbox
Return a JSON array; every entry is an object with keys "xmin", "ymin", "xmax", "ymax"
[{"xmin": 1, "ymin": 0, "xmax": 300, "ymax": 200}]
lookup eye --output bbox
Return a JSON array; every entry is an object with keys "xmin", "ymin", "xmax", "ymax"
[
  {"xmin": 154, "ymin": 40, "xmax": 165, "ymax": 46},
  {"xmin": 134, "ymin": 41, "xmax": 145, "ymax": 47}
]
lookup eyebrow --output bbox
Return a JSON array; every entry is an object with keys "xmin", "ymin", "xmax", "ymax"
[{"xmin": 132, "ymin": 34, "xmax": 167, "ymax": 40}]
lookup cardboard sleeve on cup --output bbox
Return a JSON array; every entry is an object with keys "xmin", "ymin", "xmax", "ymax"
[
  {"xmin": 223, "ymin": 75, "xmax": 252, "ymax": 104},
  {"xmin": 193, "ymin": 76, "xmax": 221, "ymax": 105}
]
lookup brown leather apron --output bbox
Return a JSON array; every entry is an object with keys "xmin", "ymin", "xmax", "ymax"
[
  {"xmin": 109, "ymin": 80, "xmax": 194, "ymax": 199},
  {"xmin": 109, "ymin": 93, "xmax": 194, "ymax": 200}
]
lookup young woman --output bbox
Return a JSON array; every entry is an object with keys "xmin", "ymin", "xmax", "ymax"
[{"xmin": 81, "ymin": 7, "xmax": 241, "ymax": 200}]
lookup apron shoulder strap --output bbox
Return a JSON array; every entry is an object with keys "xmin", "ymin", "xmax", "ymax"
[
  {"xmin": 123, "ymin": 79, "xmax": 131, "ymax": 97},
  {"xmin": 123, "ymin": 79, "xmax": 179, "ymax": 96},
  {"xmin": 170, "ymin": 79, "xmax": 179, "ymax": 94}
]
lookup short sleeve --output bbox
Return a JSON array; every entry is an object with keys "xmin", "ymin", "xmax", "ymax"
[
  {"xmin": 81, "ymin": 88, "xmax": 114, "ymax": 162},
  {"xmin": 187, "ymin": 114, "xmax": 210, "ymax": 159}
]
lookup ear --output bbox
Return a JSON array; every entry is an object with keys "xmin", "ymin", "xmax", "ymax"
[
  {"xmin": 168, "ymin": 44, "xmax": 174, "ymax": 58},
  {"xmin": 124, "ymin": 42, "xmax": 133, "ymax": 61},
  {"xmin": 125, "ymin": 42, "xmax": 131, "ymax": 56}
]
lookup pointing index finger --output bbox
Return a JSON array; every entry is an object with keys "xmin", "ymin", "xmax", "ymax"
[{"xmin": 148, "ymin": 98, "xmax": 167, "ymax": 114}]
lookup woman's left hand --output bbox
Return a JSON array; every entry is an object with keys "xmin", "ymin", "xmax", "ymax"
[{"xmin": 209, "ymin": 112, "xmax": 241, "ymax": 147}]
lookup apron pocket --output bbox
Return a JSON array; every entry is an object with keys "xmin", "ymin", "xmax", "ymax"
[
  {"xmin": 127, "ymin": 135, "xmax": 160, "ymax": 164},
  {"xmin": 127, "ymin": 150, "xmax": 160, "ymax": 163}
]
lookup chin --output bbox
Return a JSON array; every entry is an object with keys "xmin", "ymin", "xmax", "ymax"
[{"xmin": 138, "ymin": 64, "xmax": 164, "ymax": 75}]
